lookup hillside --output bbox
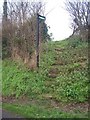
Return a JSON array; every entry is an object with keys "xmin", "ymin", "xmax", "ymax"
[{"xmin": 2, "ymin": 37, "xmax": 89, "ymax": 118}]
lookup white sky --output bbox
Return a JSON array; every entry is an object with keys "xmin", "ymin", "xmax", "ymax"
[
  {"xmin": 0, "ymin": 0, "xmax": 73, "ymax": 40},
  {"xmin": 44, "ymin": 0, "xmax": 73, "ymax": 40}
]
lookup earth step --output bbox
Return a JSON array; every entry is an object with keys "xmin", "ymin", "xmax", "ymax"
[
  {"xmin": 55, "ymin": 48, "xmax": 65, "ymax": 52},
  {"xmin": 76, "ymin": 57, "xmax": 87, "ymax": 62},
  {"xmin": 42, "ymin": 94, "xmax": 53, "ymax": 99},
  {"xmin": 48, "ymin": 74, "xmax": 58, "ymax": 78},
  {"xmin": 48, "ymin": 68, "xmax": 59, "ymax": 78},
  {"xmin": 56, "ymin": 52, "xmax": 61, "ymax": 55},
  {"xmin": 52, "ymin": 61, "xmax": 65, "ymax": 66},
  {"xmin": 54, "ymin": 57, "xmax": 61, "ymax": 61}
]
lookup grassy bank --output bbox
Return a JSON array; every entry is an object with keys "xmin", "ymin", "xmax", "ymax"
[{"xmin": 2, "ymin": 37, "xmax": 89, "ymax": 118}]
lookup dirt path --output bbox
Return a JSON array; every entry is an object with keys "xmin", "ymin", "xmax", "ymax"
[
  {"xmin": 0, "ymin": 108, "xmax": 24, "ymax": 119},
  {"xmin": 2, "ymin": 96, "xmax": 89, "ymax": 114}
]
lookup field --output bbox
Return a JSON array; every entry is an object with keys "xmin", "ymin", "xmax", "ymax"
[{"xmin": 2, "ymin": 37, "xmax": 89, "ymax": 118}]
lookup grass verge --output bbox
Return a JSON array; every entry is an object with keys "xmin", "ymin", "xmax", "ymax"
[{"xmin": 3, "ymin": 103, "xmax": 88, "ymax": 118}]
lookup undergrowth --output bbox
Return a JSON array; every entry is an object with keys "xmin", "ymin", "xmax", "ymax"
[{"xmin": 2, "ymin": 37, "xmax": 89, "ymax": 103}]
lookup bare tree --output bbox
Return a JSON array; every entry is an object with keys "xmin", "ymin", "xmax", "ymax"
[
  {"xmin": 2, "ymin": 0, "xmax": 48, "ymax": 69},
  {"xmin": 65, "ymin": 0, "xmax": 90, "ymax": 40}
]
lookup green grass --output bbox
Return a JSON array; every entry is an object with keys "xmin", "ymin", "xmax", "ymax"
[
  {"xmin": 2, "ymin": 37, "xmax": 89, "ymax": 118},
  {"xmin": 3, "ymin": 103, "xmax": 88, "ymax": 118},
  {"xmin": 2, "ymin": 38, "xmax": 88, "ymax": 101},
  {"xmin": 2, "ymin": 59, "xmax": 48, "ymax": 98}
]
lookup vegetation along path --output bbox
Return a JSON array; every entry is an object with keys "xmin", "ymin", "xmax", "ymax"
[{"xmin": 2, "ymin": 37, "xmax": 89, "ymax": 118}]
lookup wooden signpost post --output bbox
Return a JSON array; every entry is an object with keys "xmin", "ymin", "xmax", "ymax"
[{"xmin": 36, "ymin": 13, "xmax": 46, "ymax": 68}]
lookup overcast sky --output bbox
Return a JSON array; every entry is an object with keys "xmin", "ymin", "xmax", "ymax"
[
  {"xmin": 44, "ymin": 0, "xmax": 73, "ymax": 40},
  {"xmin": 0, "ymin": 0, "xmax": 73, "ymax": 40}
]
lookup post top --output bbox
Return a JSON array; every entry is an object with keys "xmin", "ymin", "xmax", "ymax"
[{"xmin": 37, "ymin": 13, "xmax": 46, "ymax": 20}]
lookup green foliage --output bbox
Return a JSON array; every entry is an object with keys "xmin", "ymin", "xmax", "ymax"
[
  {"xmin": 40, "ymin": 37, "xmax": 88, "ymax": 103},
  {"xmin": 55, "ymin": 71, "xmax": 88, "ymax": 102},
  {"xmin": 2, "ymin": 37, "xmax": 89, "ymax": 103},
  {"xmin": 41, "ymin": 22, "xmax": 51, "ymax": 41},
  {"xmin": 2, "ymin": 37, "xmax": 89, "ymax": 118},
  {"xmin": 2, "ymin": 37, "xmax": 10, "ymax": 59},
  {"xmin": 3, "ymin": 103, "xmax": 88, "ymax": 118},
  {"xmin": 67, "ymin": 36, "xmax": 88, "ymax": 48},
  {"xmin": 2, "ymin": 60, "xmax": 47, "ymax": 98}
]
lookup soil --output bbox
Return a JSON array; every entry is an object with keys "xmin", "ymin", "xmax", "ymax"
[{"xmin": 2, "ymin": 96, "xmax": 89, "ymax": 114}]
